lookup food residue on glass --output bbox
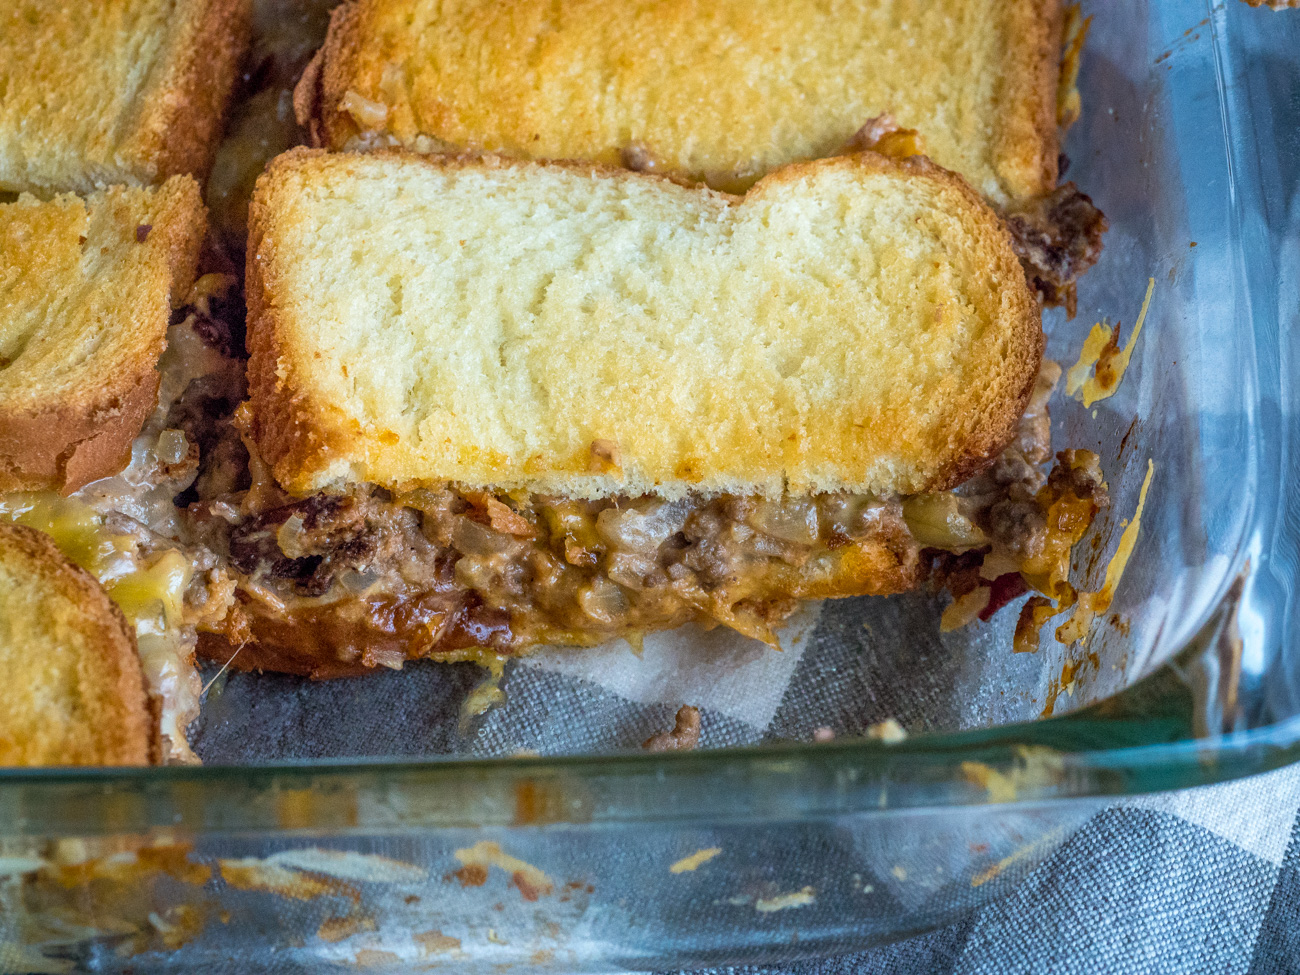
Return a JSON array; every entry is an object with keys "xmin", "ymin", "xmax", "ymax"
[
  {"xmin": 1066, "ymin": 277, "xmax": 1155, "ymax": 408},
  {"xmin": 1057, "ymin": 5, "xmax": 1091, "ymax": 126},
  {"xmin": 460, "ymin": 653, "xmax": 508, "ymax": 726},
  {"xmin": 670, "ymin": 847, "xmax": 722, "ymax": 874},
  {"xmin": 960, "ymin": 746, "xmax": 1065, "ymax": 803},
  {"xmin": 414, "ymin": 929, "xmax": 462, "ymax": 957},
  {"xmin": 1, "ymin": 840, "xmax": 217, "ymax": 962},
  {"xmin": 1055, "ymin": 458, "xmax": 1155, "ymax": 645},
  {"xmin": 217, "ymin": 858, "xmax": 341, "ymax": 901},
  {"xmin": 452, "ymin": 841, "xmax": 553, "ymax": 901},
  {"xmin": 644, "ymin": 704, "xmax": 701, "ymax": 751},
  {"xmin": 971, "ymin": 826, "xmax": 1070, "ymax": 888},
  {"xmin": 754, "ymin": 886, "xmax": 816, "ymax": 913},
  {"xmin": 317, "ymin": 913, "xmax": 376, "ymax": 944},
  {"xmin": 1014, "ymin": 454, "xmax": 1153, "ymax": 660},
  {"xmin": 350, "ymin": 949, "xmax": 401, "ymax": 967},
  {"xmin": 1040, "ymin": 650, "xmax": 1102, "ymax": 717},
  {"xmin": 940, "ymin": 585, "xmax": 992, "ymax": 632},
  {"xmin": 867, "ymin": 718, "xmax": 908, "ymax": 743}
]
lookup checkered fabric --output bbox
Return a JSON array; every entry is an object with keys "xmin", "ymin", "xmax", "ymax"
[
  {"xmin": 669, "ymin": 763, "xmax": 1300, "ymax": 974},
  {"xmin": 192, "ymin": 592, "xmax": 1300, "ymax": 973}
]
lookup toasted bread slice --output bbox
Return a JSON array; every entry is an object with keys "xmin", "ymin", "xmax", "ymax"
[
  {"xmin": 0, "ymin": 523, "xmax": 152, "ymax": 766},
  {"xmin": 247, "ymin": 150, "xmax": 1041, "ymax": 501},
  {"xmin": 300, "ymin": 0, "xmax": 1060, "ymax": 203},
  {"xmin": 0, "ymin": 178, "xmax": 207, "ymax": 493},
  {"xmin": 0, "ymin": 0, "xmax": 252, "ymax": 196}
]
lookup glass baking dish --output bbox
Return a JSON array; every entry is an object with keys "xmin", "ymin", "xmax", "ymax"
[{"xmin": 0, "ymin": 0, "xmax": 1296, "ymax": 971}]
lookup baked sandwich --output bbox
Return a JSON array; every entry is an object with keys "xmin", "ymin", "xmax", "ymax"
[
  {"xmin": 0, "ymin": 523, "xmax": 153, "ymax": 766},
  {"xmin": 194, "ymin": 148, "xmax": 1042, "ymax": 675},
  {"xmin": 0, "ymin": 180, "xmax": 206, "ymax": 493},
  {"xmin": 0, "ymin": 0, "xmax": 252, "ymax": 196},
  {"xmin": 1, "ymin": 180, "xmax": 242, "ymax": 763},
  {"xmin": 295, "ymin": 0, "xmax": 1107, "ymax": 309}
]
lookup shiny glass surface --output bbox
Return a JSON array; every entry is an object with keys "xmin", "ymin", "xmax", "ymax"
[{"xmin": 0, "ymin": 2, "xmax": 1296, "ymax": 971}]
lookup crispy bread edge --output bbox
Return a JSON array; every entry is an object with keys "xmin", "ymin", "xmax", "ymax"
[
  {"xmin": 857, "ymin": 154, "xmax": 1045, "ymax": 491},
  {"xmin": 124, "ymin": 0, "xmax": 254, "ymax": 185},
  {"xmin": 308, "ymin": 0, "xmax": 368, "ymax": 149},
  {"xmin": 0, "ymin": 523, "xmax": 152, "ymax": 766},
  {"xmin": 996, "ymin": 0, "xmax": 1064, "ymax": 200},
  {"xmin": 769, "ymin": 150, "xmax": 1044, "ymax": 493},
  {"xmin": 0, "ymin": 372, "xmax": 161, "ymax": 495},
  {"xmin": 292, "ymin": 45, "xmax": 326, "ymax": 142},
  {"xmin": 0, "ymin": 177, "xmax": 207, "ymax": 493},
  {"xmin": 245, "ymin": 152, "xmax": 348, "ymax": 495},
  {"xmin": 247, "ymin": 148, "xmax": 1041, "ymax": 499}
]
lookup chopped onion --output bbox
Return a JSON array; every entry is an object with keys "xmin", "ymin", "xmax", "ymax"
[
  {"xmin": 747, "ymin": 499, "xmax": 819, "ymax": 545},
  {"xmin": 454, "ymin": 554, "xmax": 499, "ymax": 591},
  {"xmin": 577, "ymin": 578, "xmax": 629, "ymax": 623},
  {"xmin": 607, "ymin": 552, "xmax": 656, "ymax": 589},
  {"xmin": 156, "ymin": 428, "xmax": 189, "ymax": 465},
  {"xmin": 596, "ymin": 501, "xmax": 689, "ymax": 553},
  {"xmin": 340, "ymin": 89, "xmax": 389, "ymax": 130},
  {"xmin": 902, "ymin": 494, "xmax": 988, "ymax": 551},
  {"xmin": 275, "ymin": 513, "xmax": 309, "ymax": 558},
  {"xmin": 453, "ymin": 518, "xmax": 518, "ymax": 557}
]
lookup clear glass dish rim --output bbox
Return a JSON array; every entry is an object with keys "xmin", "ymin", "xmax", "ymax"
[
  {"xmin": 2, "ymin": 702, "xmax": 1298, "ymax": 832},
  {"xmin": 2, "ymin": 597, "xmax": 1294, "ymax": 834}
]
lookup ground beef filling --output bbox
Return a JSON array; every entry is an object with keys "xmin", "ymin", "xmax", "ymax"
[
  {"xmin": 198, "ymin": 486, "xmax": 918, "ymax": 674},
  {"xmin": 194, "ymin": 364, "xmax": 1081, "ymax": 676},
  {"xmin": 176, "ymin": 343, "xmax": 1090, "ymax": 676},
  {"xmin": 1002, "ymin": 179, "xmax": 1109, "ymax": 318}
]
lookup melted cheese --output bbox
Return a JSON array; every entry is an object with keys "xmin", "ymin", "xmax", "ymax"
[
  {"xmin": 460, "ymin": 653, "xmax": 508, "ymax": 724},
  {"xmin": 1055, "ymin": 458, "xmax": 1154, "ymax": 645},
  {"xmin": 452, "ymin": 841, "xmax": 552, "ymax": 898},
  {"xmin": 1057, "ymin": 6, "xmax": 1090, "ymax": 128},
  {"xmin": 0, "ymin": 493, "xmax": 125, "ymax": 575},
  {"xmin": 109, "ymin": 549, "xmax": 192, "ymax": 631},
  {"xmin": 670, "ymin": 847, "xmax": 722, "ymax": 874},
  {"xmin": 1066, "ymin": 277, "xmax": 1155, "ymax": 408},
  {"xmin": 0, "ymin": 492, "xmax": 199, "ymax": 763},
  {"xmin": 940, "ymin": 586, "xmax": 992, "ymax": 633},
  {"xmin": 0, "ymin": 494, "xmax": 189, "ymax": 631}
]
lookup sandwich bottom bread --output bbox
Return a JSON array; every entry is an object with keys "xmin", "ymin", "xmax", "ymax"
[
  {"xmin": 0, "ymin": 523, "xmax": 152, "ymax": 766},
  {"xmin": 175, "ymin": 149, "xmax": 1107, "ymax": 678}
]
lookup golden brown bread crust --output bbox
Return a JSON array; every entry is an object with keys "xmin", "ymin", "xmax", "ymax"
[
  {"xmin": 246, "ymin": 148, "xmax": 1042, "ymax": 500},
  {"xmin": 880, "ymin": 156, "xmax": 1047, "ymax": 492},
  {"xmin": 303, "ymin": 0, "xmax": 1062, "ymax": 203},
  {"xmin": 129, "ymin": 0, "xmax": 254, "ymax": 189},
  {"xmin": 0, "ymin": 524, "xmax": 152, "ymax": 766},
  {"xmin": 306, "ymin": 1, "xmax": 363, "ymax": 147},
  {"xmin": 1000, "ymin": 0, "xmax": 1064, "ymax": 201},
  {"xmin": 0, "ymin": 372, "xmax": 161, "ymax": 496},
  {"xmin": 0, "ymin": 0, "xmax": 252, "ymax": 195},
  {"xmin": 0, "ymin": 178, "xmax": 207, "ymax": 493},
  {"xmin": 243, "ymin": 204, "xmax": 340, "ymax": 500}
]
